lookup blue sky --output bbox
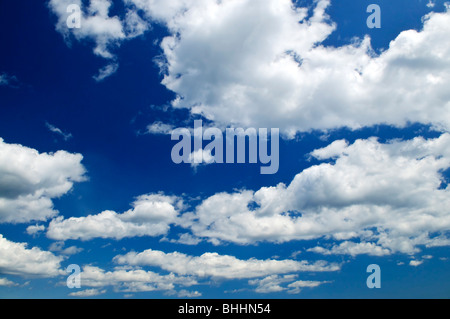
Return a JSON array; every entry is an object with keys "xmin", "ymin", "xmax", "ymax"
[{"xmin": 0, "ymin": 0, "xmax": 449, "ymax": 298}]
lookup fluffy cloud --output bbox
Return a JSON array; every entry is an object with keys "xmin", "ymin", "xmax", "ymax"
[
  {"xmin": 114, "ymin": 249, "xmax": 340, "ymax": 279},
  {"xmin": 47, "ymin": 194, "xmax": 182, "ymax": 240},
  {"xmin": 248, "ymin": 274, "xmax": 330, "ymax": 294},
  {"xmin": 127, "ymin": 0, "xmax": 450, "ymax": 135},
  {"xmin": 179, "ymin": 134, "xmax": 450, "ymax": 255},
  {"xmin": 78, "ymin": 265, "xmax": 197, "ymax": 293},
  {"xmin": 308, "ymin": 241, "xmax": 391, "ymax": 257},
  {"xmin": 69, "ymin": 288, "xmax": 106, "ymax": 297},
  {"xmin": 0, "ymin": 277, "xmax": 18, "ymax": 287},
  {"xmin": 49, "ymin": 241, "xmax": 83, "ymax": 255},
  {"xmin": 0, "ymin": 234, "xmax": 63, "ymax": 277},
  {"xmin": 49, "ymin": 0, "xmax": 150, "ymax": 79},
  {"xmin": 0, "ymin": 138, "xmax": 86, "ymax": 223},
  {"xmin": 146, "ymin": 121, "xmax": 175, "ymax": 135}
]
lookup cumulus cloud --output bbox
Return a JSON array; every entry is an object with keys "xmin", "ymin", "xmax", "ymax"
[
  {"xmin": 0, "ymin": 234, "xmax": 63, "ymax": 277},
  {"xmin": 26, "ymin": 224, "xmax": 46, "ymax": 237},
  {"xmin": 78, "ymin": 265, "xmax": 197, "ymax": 293},
  {"xmin": 49, "ymin": 241, "xmax": 83, "ymax": 255},
  {"xmin": 248, "ymin": 274, "xmax": 330, "ymax": 294},
  {"xmin": 179, "ymin": 134, "xmax": 450, "ymax": 255},
  {"xmin": 0, "ymin": 277, "xmax": 18, "ymax": 287},
  {"xmin": 308, "ymin": 241, "xmax": 391, "ymax": 257},
  {"xmin": 48, "ymin": 0, "xmax": 150, "ymax": 80},
  {"xmin": 114, "ymin": 249, "xmax": 340, "ymax": 279},
  {"xmin": 47, "ymin": 194, "xmax": 182, "ymax": 240},
  {"xmin": 127, "ymin": 0, "xmax": 450, "ymax": 135},
  {"xmin": 69, "ymin": 288, "xmax": 106, "ymax": 297},
  {"xmin": 146, "ymin": 121, "xmax": 175, "ymax": 135},
  {"xmin": 0, "ymin": 138, "xmax": 86, "ymax": 223}
]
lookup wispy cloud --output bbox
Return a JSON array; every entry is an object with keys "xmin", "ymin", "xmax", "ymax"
[
  {"xmin": 46, "ymin": 122, "xmax": 73, "ymax": 141},
  {"xmin": 93, "ymin": 63, "xmax": 119, "ymax": 82},
  {"xmin": 0, "ymin": 73, "xmax": 19, "ymax": 88}
]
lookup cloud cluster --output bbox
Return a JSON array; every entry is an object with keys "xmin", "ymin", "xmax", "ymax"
[
  {"xmin": 0, "ymin": 234, "xmax": 63, "ymax": 277},
  {"xmin": 43, "ymin": 132, "xmax": 450, "ymax": 257},
  {"xmin": 248, "ymin": 275, "xmax": 330, "ymax": 294},
  {"xmin": 179, "ymin": 134, "xmax": 450, "ymax": 254},
  {"xmin": 114, "ymin": 249, "xmax": 340, "ymax": 279},
  {"xmin": 0, "ymin": 138, "xmax": 86, "ymax": 223},
  {"xmin": 48, "ymin": 0, "xmax": 150, "ymax": 80},
  {"xmin": 77, "ymin": 265, "xmax": 198, "ymax": 293},
  {"xmin": 128, "ymin": 0, "xmax": 450, "ymax": 135},
  {"xmin": 47, "ymin": 194, "xmax": 182, "ymax": 240}
]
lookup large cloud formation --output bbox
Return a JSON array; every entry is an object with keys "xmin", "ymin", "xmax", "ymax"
[
  {"xmin": 46, "ymin": 134, "xmax": 450, "ymax": 256},
  {"xmin": 127, "ymin": 0, "xmax": 450, "ymax": 135},
  {"xmin": 180, "ymin": 134, "xmax": 450, "ymax": 254},
  {"xmin": 0, "ymin": 138, "xmax": 86, "ymax": 223},
  {"xmin": 0, "ymin": 234, "xmax": 63, "ymax": 277},
  {"xmin": 47, "ymin": 194, "xmax": 182, "ymax": 240}
]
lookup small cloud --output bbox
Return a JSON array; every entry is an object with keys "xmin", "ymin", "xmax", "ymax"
[
  {"xmin": 163, "ymin": 233, "xmax": 202, "ymax": 246},
  {"xmin": 290, "ymin": 251, "xmax": 302, "ymax": 259},
  {"xmin": 409, "ymin": 260, "xmax": 424, "ymax": 267},
  {"xmin": 427, "ymin": 0, "xmax": 435, "ymax": 8},
  {"xmin": 46, "ymin": 122, "xmax": 73, "ymax": 141},
  {"xmin": 146, "ymin": 121, "xmax": 175, "ymax": 135},
  {"xmin": 69, "ymin": 288, "xmax": 106, "ymax": 297},
  {"xmin": 93, "ymin": 63, "xmax": 119, "ymax": 82},
  {"xmin": 189, "ymin": 149, "xmax": 215, "ymax": 168},
  {"xmin": 177, "ymin": 290, "xmax": 202, "ymax": 298},
  {"xmin": 49, "ymin": 241, "xmax": 83, "ymax": 256},
  {"xmin": 0, "ymin": 277, "xmax": 18, "ymax": 287},
  {"xmin": 0, "ymin": 73, "xmax": 19, "ymax": 88},
  {"xmin": 26, "ymin": 224, "xmax": 45, "ymax": 237}
]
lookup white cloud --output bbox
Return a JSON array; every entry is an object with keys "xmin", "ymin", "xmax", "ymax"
[
  {"xmin": 308, "ymin": 241, "xmax": 391, "ymax": 257},
  {"xmin": 49, "ymin": 0, "xmax": 125, "ymax": 59},
  {"xmin": 249, "ymin": 274, "xmax": 297, "ymax": 293},
  {"xmin": 0, "ymin": 277, "xmax": 18, "ymax": 287},
  {"xmin": 114, "ymin": 249, "xmax": 340, "ymax": 280},
  {"xmin": 128, "ymin": 0, "xmax": 450, "ymax": 135},
  {"xmin": 248, "ymin": 274, "xmax": 329, "ymax": 294},
  {"xmin": 163, "ymin": 233, "xmax": 202, "ymax": 246},
  {"xmin": 0, "ymin": 234, "xmax": 63, "ymax": 277},
  {"xmin": 93, "ymin": 63, "xmax": 119, "ymax": 82},
  {"xmin": 146, "ymin": 121, "xmax": 175, "ymax": 135},
  {"xmin": 0, "ymin": 138, "xmax": 86, "ymax": 223},
  {"xmin": 49, "ymin": 241, "xmax": 83, "ymax": 255},
  {"xmin": 69, "ymin": 288, "xmax": 106, "ymax": 297},
  {"xmin": 176, "ymin": 289, "xmax": 202, "ymax": 298},
  {"xmin": 26, "ymin": 224, "xmax": 46, "ymax": 237},
  {"xmin": 47, "ymin": 194, "xmax": 182, "ymax": 240},
  {"xmin": 409, "ymin": 259, "xmax": 424, "ymax": 267},
  {"xmin": 188, "ymin": 149, "xmax": 215, "ymax": 167},
  {"xmin": 180, "ymin": 134, "xmax": 450, "ymax": 255},
  {"xmin": 78, "ymin": 265, "xmax": 197, "ymax": 293},
  {"xmin": 48, "ymin": 0, "xmax": 150, "ymax": 80},
  {"xmin": 46, "ymin": 122, "xmax": 73, "ymax": 141}
]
